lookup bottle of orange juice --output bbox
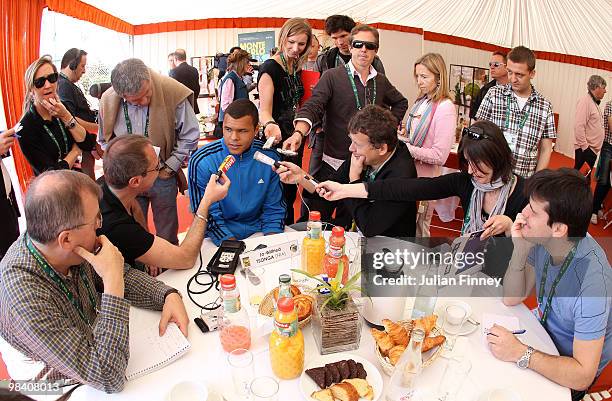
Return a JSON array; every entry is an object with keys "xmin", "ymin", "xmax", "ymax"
[
  {"xmin": 219, "ymin": 274, "xmax": 251, "ymax": 353},
  {"xmin": 323, "ymin": 226, "xmax": 349, "ymax": 284},
  {"xmin": 301, "ymin": 211, "xmax": 326, "ymax": 275},
  {"xmin": 269, "ymin": 297, "xmax": 304, "ymax": 379}
]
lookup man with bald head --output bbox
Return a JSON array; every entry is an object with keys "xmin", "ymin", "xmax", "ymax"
[
  {"xmin": 169, "ymin": 48, "xmax": 201, "ymax": 114},
  {"xmin": 0, "ymin": 170, "xmax": 189, "ymax": 393}
]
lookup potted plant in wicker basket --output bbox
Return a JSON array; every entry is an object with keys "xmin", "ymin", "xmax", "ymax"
[{"xmin": 292, "ymin": 261, "xmax": 363, "ymax": 355}]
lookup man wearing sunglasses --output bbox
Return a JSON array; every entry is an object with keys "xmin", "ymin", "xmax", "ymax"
[
  {"xmin": 285, "ymin": 24, "xmax": 407, "ymax": 225},
  {"xmin": 98, "ymin": 136, "xmax": 229, "ymax": 276},
  {"xmin": 57, "ymin": 48, "xmax": 103, "ymax": 180},
  {"xmin": 469, "ymin": 51, "xmax": 508, "ymax": 120},
  {"xmin": 476, "ymin": 46, "xmax": 556, "ymax": 178},
  {"xmin": 0, "ymin": 169, "xmax": 190, "ymax": 392},
  {"xmin": 99, "ymin": 58, "xmax": 200, "ymax": 246}
]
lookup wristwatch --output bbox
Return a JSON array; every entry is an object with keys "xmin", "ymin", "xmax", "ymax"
[
  {"xmin": 66, "ymin": 116, "xmax": 77, "ymax": 129},
  {"xmin": 293, "ymin": 129, "xmax": 306, "ymax": 137},
  {"xmin": 517, "ymin": 345, "xmax": 534, "ymax": 369}
]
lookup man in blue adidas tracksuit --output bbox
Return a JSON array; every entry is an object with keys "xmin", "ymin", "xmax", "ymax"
[{"xmin": 188, "ymin": 99, "xmax": 286, "ymax": 246}]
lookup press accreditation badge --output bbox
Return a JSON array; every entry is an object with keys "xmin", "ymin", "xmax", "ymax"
[{"xmin": 503, "ymin": 128, "xmax": 519, "ymax": 153}]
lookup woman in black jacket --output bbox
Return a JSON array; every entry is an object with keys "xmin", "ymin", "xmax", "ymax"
[
  {"xmin": 317, "ymin": 120, "xmax": 528, "ymax": 239},
  {"xmin": 18, "ymin": 55, "xmax": 95, "ymax": 175}
]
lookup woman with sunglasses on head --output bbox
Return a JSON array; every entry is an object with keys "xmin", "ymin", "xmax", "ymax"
[
  {"xmin": 258, "ymin": 17, "xmax": 312, "ymax": 224},
  {"xmin": 317, "ymin": 120, "xmax": 528, "ymax": 241},
  {"xmin": 400, "ymin": 53, "xmax": 457, "ymax": 237},
  {"xmin": 18, "ymin": 55, "xmax": 95, "ymax": 176}
]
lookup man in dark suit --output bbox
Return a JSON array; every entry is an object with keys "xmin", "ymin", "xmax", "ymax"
[{"xmin": 170, "ymin": 49, "xmax": 201, "ymax": 114}]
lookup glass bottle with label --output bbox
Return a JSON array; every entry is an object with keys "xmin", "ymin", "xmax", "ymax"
[
  {"xmin": 386, "ymin": 328, "xmax": 425, "ymax": 401},
  {"xmin": 269, "ymin": 297, "xmax": 305, "ymax": 379},
  {"xmin": 411, "ymin": 263, "xmax": 438, "ymax": 319},
  {"xmin": 323, "ymin": 226, "xmax": 349, "ymax": 284},
  {"xmin": 302, "ymin": 211, "xmax": 326, "ymax": 275},
  {"xmin": 274, "ymin": 274, "xmax": 293, "ymax": 309},
  {"xmin": 219, "ymin": 274, "xmax": 251, "ymax": 353}
]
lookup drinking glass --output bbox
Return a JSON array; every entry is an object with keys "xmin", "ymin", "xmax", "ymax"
[
  {"xmin": 442, "ymin": 304, "xmax": 468, "ymax": 351},
  {"xmin": 250, "ymin": 376, "xmax": 279, "ymax": 401},
  {"xmin": 437, "ymin": 356, "xmax": 472, "ymax": 401},
  {"xmin": 228, "ymin": 348, "xmax": 254, "ymax": 397},
  {"xmin": 245, "ymin": 266, "xmax": 266, "ymax": 307}
]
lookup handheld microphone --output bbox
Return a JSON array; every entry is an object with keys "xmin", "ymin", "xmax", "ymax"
[
  {"xmin": 216, "ymin": 155, "xmax": 236, "ymax": 181},
  {"xmin": 253, "ymin": 151, "xmax": 280, "ymax": 168}
]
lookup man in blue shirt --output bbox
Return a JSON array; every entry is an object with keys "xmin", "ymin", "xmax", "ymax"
[
  {"xmin": 188, "ymin": 99, "xmax": 286, "ymax": 246},
  {"xmin": 491, "ymin": 168, "xmax": 611, "ymax": 400}
]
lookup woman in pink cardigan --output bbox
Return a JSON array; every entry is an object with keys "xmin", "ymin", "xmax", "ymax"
[{"xmin": 401, "ymin": 53, "xmax": 457, "ymax": 236}]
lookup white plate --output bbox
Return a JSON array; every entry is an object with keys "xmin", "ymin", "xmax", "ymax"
[
  {"xmin": 435, "ymin": 300, "xmax": 479, "ymax": 336},
  {"xmin": 299, "ymin": 353, "xmax": 383, "ymax": 401}
]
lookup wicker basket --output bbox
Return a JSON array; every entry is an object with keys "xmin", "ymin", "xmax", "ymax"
[
  {"xmin": 257, "ymin": 291, "xmax": 312, "ymax": 328},
  {"xmin": 374, "ymin": 320, "xmax": 445, "ymax": 376}
]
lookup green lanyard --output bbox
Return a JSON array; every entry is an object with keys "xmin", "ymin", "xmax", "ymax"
[
  {"xmin": 26, "ymin": 235, "xmax": 97, "ymax": 325},
  {"xmin": 122, "ymin": 101, "xmax": 150, "ymax": 137},
  {"xmin": 537, "ymin": 246, "xmax": 576, "ymax": 325},
  {"xmin": 335, "ymin": 53, "xmax": 345, "ymax": 68},
  {"xmin": 504, "ymin": 95, "xmax": 532, "ymax": 131},
  {"xmin": 344, "ymin": 63, "xmax": 376, "ymax": 110},
  {"xmin": 31, "ymin": 103, "xmax": 69, "ymax": 160},
  {"xmin": 279, "ymin": 53, "xmax": 302, "ymax": 111}
]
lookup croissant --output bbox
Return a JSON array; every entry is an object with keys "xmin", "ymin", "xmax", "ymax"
[
  {"xmin": 370, "ymin": 328, "xmax": 394, "ymax": 355},
  {"xmin": 421, "ymin": 335, "xmax": 445, "ymax": 352},
  {"xmin": 382, "ymin": 319, "xmax": 409, "ymax": 347},
  {"xmin": 413, "ymin": 314, "xmax": 438, "ymax": 336},
  {"xmin": 388, "ymin": 345, "xmax": 406, "ymax": 365}
]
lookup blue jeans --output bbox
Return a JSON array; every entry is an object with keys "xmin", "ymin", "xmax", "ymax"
[
  {"xmin": 593, "ymin": 141, "xmax": 612, "ymax": 213},
  {"xmin": 137, "ymin": 176, "xmax": 179, "ymax": 244}
]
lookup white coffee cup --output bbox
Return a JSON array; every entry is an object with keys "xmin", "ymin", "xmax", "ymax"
[
  {"xmin": 169, "ymin": 381, "xmax": 208, "ymax": 401},
  {"xmin": 487, "ymin": 388, "xmax": 522, "ymax": 401}
]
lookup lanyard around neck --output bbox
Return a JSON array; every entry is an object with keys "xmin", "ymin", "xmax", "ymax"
[
  {"xmin": 344, "ymin": 63, "xmax": 376, "ymax": 110},
  {"xmin": 31, "ymin": 103, "xmax": 69, "ymax": 160},
  {"xmin": 537, "ymin": 245, "xmax": 577, "ymax": 325},
  {"xmin": 504, "ymin": 94, "xmax": 532, "ymax": 131},
  {"xmin": 26, "ymin": 235, "xmax": 97, "ymax": 325},
  {"xmin": 279, "ymin": 52, "xmax": 302, "ymax": 110},
  {"xmin": 122, "ymin": 101, "xmax": 150, "ymax": 137}
]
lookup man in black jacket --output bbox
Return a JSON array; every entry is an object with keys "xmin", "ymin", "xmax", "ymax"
[
  {"xmin": 469, "ymin": 51, "xmax": 508, "ymax": 120},
  {"xmin": 170, "ymin": 49, "xmax": 201, "ymax": 114},
  {"xmin": 276, "ymin": 105, "xmax": 417, "ymax": 237}
]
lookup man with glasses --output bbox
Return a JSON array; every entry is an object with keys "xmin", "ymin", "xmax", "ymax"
[
  {"xmin": 284, "ymin": 24, "xmax": 407, "ymax": 224},
  {"xmin": 99, "ymin": 58, "xmax": 200, "ymax": 245},
  {"xmin": 0, "ymin": 170, "xmax": 190, "ymax": 392},
  {"xmin": 476, "ymin": 46, "xmax": 556, "ymax": 178},
  {"xmin": 98, "ymin": 136, "xmax": 229, "ymax": 276},
  {"xmin": 469, "ymin": 51, "xmax": 509, "ymax": 120},
  {"xmin": 57, "ymin": 48, "xmax": 104, "ymax": 180}
]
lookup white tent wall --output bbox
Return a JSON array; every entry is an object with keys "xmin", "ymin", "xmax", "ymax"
[{"xmin": 133, "ymin": 26, "xmax": 611, "ymax": 158}]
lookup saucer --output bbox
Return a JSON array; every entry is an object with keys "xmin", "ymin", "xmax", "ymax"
[{"xmin": 436, "ymin": 300, "xmax": 479, "ymax": 336}]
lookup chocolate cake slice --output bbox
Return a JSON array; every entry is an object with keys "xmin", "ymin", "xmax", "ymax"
[
  {"xmin": 355, "ymin": 362, "xmax": 367, "ymax": 379},
  {"xmin": 305, "ymin": 367, "xmax": 327, "ymax": 389},
  {"xmin": 347, "ymin": 359, "xmax": 358, "ymax": 378},
  {"xmin": 337, "ymin": 360, "xmax": 351, "ymax": 380}
]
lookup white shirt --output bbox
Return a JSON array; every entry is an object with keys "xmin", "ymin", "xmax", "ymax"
[
  {"xmin": 513, "ymin": 91, "xmax": 529, "ymax": 110},
  {"xmin": 347, "ymin": 61, "xmax": 377, "ymax": 86}
]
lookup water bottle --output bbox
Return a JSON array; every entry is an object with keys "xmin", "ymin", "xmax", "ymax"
[
  {"xmin": 411, "ymin": 263, "xmax": 438, "ymax": 319},
  {"xmin": 386, "ymin": 328, "xmax": 425, "ymax": 401}
]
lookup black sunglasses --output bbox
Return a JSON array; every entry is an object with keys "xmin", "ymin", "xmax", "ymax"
[
  {"xmin": 463, "ymin": 126, "xmax": 490, "ymax": 140},
  {"xmin": 351, "ymin": 40, "xmax": 378, "ymax": 51},
  {"xmin": 33, "ymin": 72, "xmax": 59, "ymax": 89}
]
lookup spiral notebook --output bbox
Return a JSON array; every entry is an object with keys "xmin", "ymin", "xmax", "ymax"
[{"xmin": 125, "ymin": 308, "xmax": 191, "ymax": 381}]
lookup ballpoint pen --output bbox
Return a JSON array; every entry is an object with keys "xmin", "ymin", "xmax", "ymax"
[{"xmin": 486, "ymin": 329, "xmax": 526, "ymax": 337}]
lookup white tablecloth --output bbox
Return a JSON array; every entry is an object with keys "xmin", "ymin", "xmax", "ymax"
[{"xmin": 71, "ymin": 231, "xmax": 570, "ymax": 401}]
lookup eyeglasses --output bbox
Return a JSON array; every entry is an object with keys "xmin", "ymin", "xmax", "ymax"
[
  {"xmin": 33, "ymin": 72, "xmax": 59, "ymax": 89},
  {"xmin": 489, "ymin": 62, "xmax": 505, "ymax": 68},
  {"xmin": 143, "ymin": 159, "xmax": 162, "ymax": 176},
  {"xmin": 351, "ymin": 40, "xmax": 378, "ymax": 51},
  {"xmin": 72, "ymin": 211, "xmax": 103, "ymax": 231},
  {"xmin": 463, "ymin": 126, "xmax": 490, "ymax": 140}
]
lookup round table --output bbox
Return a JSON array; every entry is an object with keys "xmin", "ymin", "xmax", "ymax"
[{"xmin": 71, "ymin": 231, "xmax": 570, "ymax": 401}]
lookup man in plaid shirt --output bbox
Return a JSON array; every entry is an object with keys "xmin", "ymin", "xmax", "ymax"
[
  {"xmin": 0, "ymin": 170, "xmax": 189, "ymax": 393},
  {"xmin": 476, "ymin": 46, "xmax": 556, "ymax": 178},
  {"xmin": 592, "ymin": 99, "xmax": 612, "ymax": 224}
]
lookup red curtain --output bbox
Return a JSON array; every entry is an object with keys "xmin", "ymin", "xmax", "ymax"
[{"xmin": 0, "ymin": 0, "xmax": 45, "ymax": 193}]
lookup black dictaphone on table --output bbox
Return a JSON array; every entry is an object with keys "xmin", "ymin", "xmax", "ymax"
[{"xmin": 207, "ymin": 239, "xmax": 246, "ymax": 275}]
